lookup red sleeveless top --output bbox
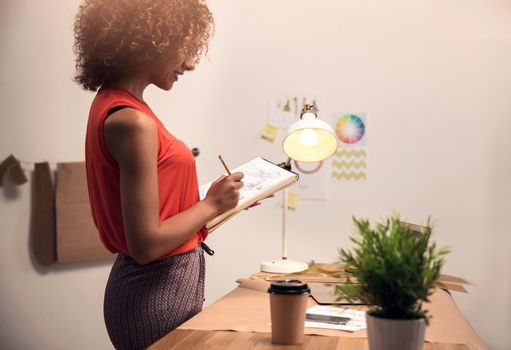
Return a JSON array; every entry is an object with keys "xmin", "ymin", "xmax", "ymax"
[{"xmin": 85, "ymin": 87, "xmax": 208, "ymax": 258}]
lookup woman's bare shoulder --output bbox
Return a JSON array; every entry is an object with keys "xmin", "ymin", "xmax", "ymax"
[
  {"xmin": 103, "ymin": 107, "xmax": 158, "ymax": 161},
  {"xmin": 104, "ymin": 107, "xmax": 156, "ymax": 134}
]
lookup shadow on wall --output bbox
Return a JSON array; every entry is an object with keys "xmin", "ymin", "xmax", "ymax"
[{"xmin": 2, "ymin": 173, "xmax": 21, "ymax": 200}]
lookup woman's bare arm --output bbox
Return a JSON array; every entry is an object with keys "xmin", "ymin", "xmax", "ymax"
[{"xmin": 104, "ymin": 108, "xmax": 243, "ymax": 264}]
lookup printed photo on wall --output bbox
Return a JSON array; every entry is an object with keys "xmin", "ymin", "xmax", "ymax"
[{"xmin": 332, "ymin": 113, "xmax": 368, "ymax": 181}]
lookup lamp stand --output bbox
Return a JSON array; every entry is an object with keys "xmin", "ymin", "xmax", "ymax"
[{"xmin": 260, "ymin": 188, "xmax": 309, "ymax": 273}]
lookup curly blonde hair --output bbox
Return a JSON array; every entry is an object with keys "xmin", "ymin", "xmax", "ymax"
[{"xmin": 73, "ymin": 0, "xmax": 214, "ymax": 91}]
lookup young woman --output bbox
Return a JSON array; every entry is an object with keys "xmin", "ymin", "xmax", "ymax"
[{"xmin": 73, "ymin": 1, "xmax": 243, "ymax": 348}]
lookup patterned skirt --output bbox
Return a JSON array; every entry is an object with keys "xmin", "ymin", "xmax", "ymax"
[{"xmin": 103, "ymin": 247, "xmax": 205, "ymax": 350}]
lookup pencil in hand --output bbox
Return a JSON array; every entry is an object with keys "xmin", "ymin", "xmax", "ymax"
[{"xmin": 218, "ymin": 155, "xmax": 232, "ymax": 175}]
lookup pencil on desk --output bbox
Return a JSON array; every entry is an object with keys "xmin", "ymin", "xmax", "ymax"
[{"xmin": 218, "ymin": 155, "xmax": 232, "ymax": 175}]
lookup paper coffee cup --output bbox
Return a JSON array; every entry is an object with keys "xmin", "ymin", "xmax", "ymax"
[{"xmin": 268, "ymin": 280, "xmax": 310, "ymax": 345}]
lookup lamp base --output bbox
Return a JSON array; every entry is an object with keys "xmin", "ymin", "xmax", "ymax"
[{"xmin": 260, "ymin": 259, "xmax": 309, "ymax": 274}]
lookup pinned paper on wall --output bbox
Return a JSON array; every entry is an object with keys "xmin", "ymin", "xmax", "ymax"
[
  {"xmin": 268, "ymin": 91, "xmax": 324, "ymax": 129},
  {"xmin": 291, "ymin": 160, "xmax": 331, "ymax": 200},
  {"xmin": 261, "ymin": 123, "xmax": 280, "ymax": 142},
  {"xmin": 332, "ymin": 113, "xmax": 368, "ymax": 181},
  {"xmin": 287, "ymin": 192, "xmax": 300, "ymax": 209}
]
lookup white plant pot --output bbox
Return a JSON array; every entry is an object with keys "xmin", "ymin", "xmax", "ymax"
[{"xmin": 366, "ymin": 312, "xmax": 426, "ymax": 350}]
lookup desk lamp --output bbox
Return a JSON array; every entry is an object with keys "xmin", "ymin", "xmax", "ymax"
[{"xmin": 261, "ymin": 104, "xmax": 338, "ymax": 273}]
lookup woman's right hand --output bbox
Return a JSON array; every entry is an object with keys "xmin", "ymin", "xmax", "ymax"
[{"xmin": 204, "ymin": 172, "xmax": 244, "ymax": 215}]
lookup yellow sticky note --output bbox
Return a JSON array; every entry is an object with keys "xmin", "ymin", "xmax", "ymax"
[
  {"xmin": 261, "ymin": 123, "xmax": 279, "ymax": 141},
  {"xmin": 287, "ymin": 192, "xmax": 300, "ymax": 210}
]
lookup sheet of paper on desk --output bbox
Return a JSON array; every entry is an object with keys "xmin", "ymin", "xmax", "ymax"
[{"xmin": 305, "ymin": 305, "xmax": 366, "ymax": 332}]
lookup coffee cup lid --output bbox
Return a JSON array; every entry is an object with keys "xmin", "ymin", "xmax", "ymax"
[{"xmin": 268, "ymin": 280, "xmax": 310, "ymax": 295}]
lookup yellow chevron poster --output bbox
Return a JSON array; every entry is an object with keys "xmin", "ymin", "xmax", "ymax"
[{"xmin": 332, "ymin": 113, "xmax": 368, "ymax": 181}]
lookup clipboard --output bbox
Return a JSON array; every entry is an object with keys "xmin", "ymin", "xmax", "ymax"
[{"xmin": 200, "ymin": 157, "xmax": 299, "ymax": 232}]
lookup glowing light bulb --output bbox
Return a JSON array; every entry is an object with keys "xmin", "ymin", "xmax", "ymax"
[{"xmin": 299, "ymin": 128, "xmax": 318, "ymax": 147}]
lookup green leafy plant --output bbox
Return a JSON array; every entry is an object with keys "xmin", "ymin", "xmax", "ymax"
[{"xmin": 336, "ymin": 215, "xmax": 449, "ymax": 323}]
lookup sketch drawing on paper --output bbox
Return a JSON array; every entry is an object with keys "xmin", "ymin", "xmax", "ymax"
[
  {"xmin": 200, "ymin": 157, "xmax": 298, "ymax": 232},
  {"xmin": 200, "ymin": 157, "xmax": 292, "ymax": 202},
  {"xmin": 240, "ymin": 161, "xmax": 283, "ymax": 196}
]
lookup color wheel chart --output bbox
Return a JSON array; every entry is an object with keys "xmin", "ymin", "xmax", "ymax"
[{"xmin": 332, "ymin": 113, "xmax": 368, "ymax": 181}]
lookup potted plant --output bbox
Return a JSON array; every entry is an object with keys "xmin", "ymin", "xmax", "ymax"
[{"xmin": 336, "ymin": 215, "xmax": 449, "ymax": 350}]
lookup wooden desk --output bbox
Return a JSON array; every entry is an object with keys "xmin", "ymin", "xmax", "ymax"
[
  {"xmin": 150, "ymin": 330, "xmax": 469, "ymax": 349},
  {"xmin": 149, "ymin": 279, "xmax": 485, "ymax": 350}
]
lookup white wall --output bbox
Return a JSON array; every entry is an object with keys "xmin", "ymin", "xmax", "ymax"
[{"xmin": 1, "ymin": 0, "xmax": 510, "ymax": 349}]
